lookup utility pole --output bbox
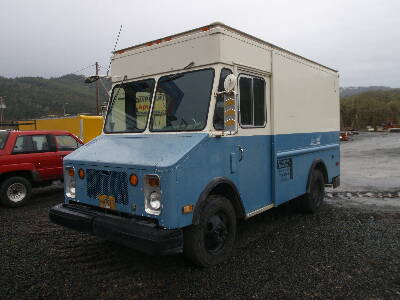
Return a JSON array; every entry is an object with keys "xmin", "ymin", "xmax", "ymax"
[
  {"xmin": 63, "ymin": 102, "xmax": 69, "ymax": 116},
  {"xmin": 0, "ymin": 96, "xmax": 6, "ymax": 124},
  {"xmin": 95, "ymin": 62, "xmax": 99, "ymax": 115}
]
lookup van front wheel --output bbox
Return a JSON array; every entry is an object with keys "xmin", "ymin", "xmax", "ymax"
[{"xmin": 183, "ymin": 195, "xmax": 236, "ymax": 267}]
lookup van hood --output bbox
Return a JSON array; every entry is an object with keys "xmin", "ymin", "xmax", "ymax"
[{"xmin": 64, "ymin": 133, "xmax": 209, "ymax": 169}]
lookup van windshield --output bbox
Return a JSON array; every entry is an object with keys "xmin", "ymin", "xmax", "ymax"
[
  {"xmin": 104, "ymin": 79, "xmax": 156, "ymax": 133},
  {"xmin": 149, "ymin": 68, "xmax": 214, "ymax": 132}
]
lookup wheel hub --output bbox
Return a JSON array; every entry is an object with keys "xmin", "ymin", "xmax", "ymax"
[
  {"xmin": 312, "ymin": 179, "xmax": 324, "ymax": 207},
  {"xmin": 7, "ymin": 183, "xmax": 27, "ymax": 203},
  {"xmin": 204, "ymin": 213, "xmax": 229, "ymax": 253}
]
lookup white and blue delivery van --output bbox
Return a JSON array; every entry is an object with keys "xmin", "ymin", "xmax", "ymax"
[{"xmin": 50, "ymin": 23, "xmax": 340, "ymax": 266}]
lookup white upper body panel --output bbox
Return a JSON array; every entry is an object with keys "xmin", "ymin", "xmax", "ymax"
[
  {"xmin": 271, "ymin": 51, "xmax": 340, "ymax": 135},
  {"xmin": 109, "ymin": 23, "xmax": 339, "ymax": 137},
  {"xmin": 111, "ymin": 24, "xmax": 275, "ymax": 80}
]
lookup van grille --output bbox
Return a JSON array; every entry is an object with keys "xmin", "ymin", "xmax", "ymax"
[{"xmin": 86, "ymin": 169, "xmax": 128, "ymax": 205}]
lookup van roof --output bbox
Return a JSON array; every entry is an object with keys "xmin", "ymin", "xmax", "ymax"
[{"xmin": 114, "ymin": 22, "xmax": 337, "ymax": 73}]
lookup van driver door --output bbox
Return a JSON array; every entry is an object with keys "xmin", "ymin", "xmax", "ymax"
[{"xmin": 234, "ymin": 73, "xmax": 273, "ymax": 215}]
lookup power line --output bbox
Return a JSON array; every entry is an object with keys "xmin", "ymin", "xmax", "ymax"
[
  {"xmin": 97, "ymin": 63, "xmax": 108, "ymax": 71},
  {"xmin": 64, "ymin": 63, "xmax": 96, "ymax": 76}
]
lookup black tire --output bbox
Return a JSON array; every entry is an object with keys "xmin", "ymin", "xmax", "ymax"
[
  {"xmin": 0, "ymin": 176, "xmax": 32, "ymax": 207},
  {"xmin": 183, "ymin": 195, "xmax": 236, "ymax": 267},
  {"xmin": 295, "ymin": 169, "xmax": 325, "ymax": 213}
]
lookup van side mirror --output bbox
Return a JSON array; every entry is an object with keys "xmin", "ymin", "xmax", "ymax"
[
  {"xmin": 223, "ymin": 75, "xmax": 238, "ymax": 134},
  {"xmin": 224, "ymin": 74, "xmax": 237, "ymax": 92}
]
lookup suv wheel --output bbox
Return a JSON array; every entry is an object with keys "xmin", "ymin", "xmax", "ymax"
[
  {"xmin": 183, "ymin": 195, "xmax": 236, "ymax": 267},
  {"xmin": 0, "ymin": 177, "xmax": 32, "ymax": 207}
]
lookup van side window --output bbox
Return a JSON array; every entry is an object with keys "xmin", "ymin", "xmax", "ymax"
[
  {"xmin": 239, "ymin": 76, "xmax": 266, "ymax": 127},
  {"xmin": 239, "ymin": 77, "xmax": 252, "ymax": 125},
  {"xmin": 213, "ymin": 68, "xmax": 233, "ymax": 130},
  {"xmin": 253, "ymin": 78, "xmax": 266, "ymax": 126}
]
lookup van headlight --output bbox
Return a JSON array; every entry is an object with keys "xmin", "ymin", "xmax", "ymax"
[
  {"xmin": 65, "ymin": 167, "xmax": 76, "ymax": 198},
  {"xmin": 149, "ymin": 192, "xmax": 161, "ymax": 210},
  {"xmin": 144, "ymin": 175, "xmax": 161, "ymax": 215}
]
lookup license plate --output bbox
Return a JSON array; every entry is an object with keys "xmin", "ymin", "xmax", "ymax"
[{"xmin": 98, "ymin": 195, "xmax": 116, "ymax": 210}]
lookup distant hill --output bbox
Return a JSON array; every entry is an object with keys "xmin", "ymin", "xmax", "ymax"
[
  {"xmin": 0, "ymin": 74, "xmax": 110, "ymax": 121},
  {"xmin": 340, "ymin": 86, "xmax": 394, "ymax": 98},
  {"xmin": 341, "ymin": 89, "xmax": 400, "ymax": 129}
]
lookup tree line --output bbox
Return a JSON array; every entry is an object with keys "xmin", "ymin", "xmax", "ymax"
[
  {"xmin": 0, "ymin": 74, "xmax": 109, "ymax": 121},
  {"xmin": 0, "ymin": 74, "xmax": 398, "ymax": 130},
  {"xmin": 341, "ymin": 89, "xmax": 400, "ymax": 130}
]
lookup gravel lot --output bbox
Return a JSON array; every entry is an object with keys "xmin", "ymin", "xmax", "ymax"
[
  {"xmin": 1, "ymin": 132, "xmax": 400, "ymax": 299},
  {"xmin": 337, "ymin": 132, "xmax": 400, "ymax": 192}
]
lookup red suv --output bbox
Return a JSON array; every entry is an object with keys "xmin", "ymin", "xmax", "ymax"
[{"xmin": 0, "ymin": 130, "xmax": 83, "ymax": 207}]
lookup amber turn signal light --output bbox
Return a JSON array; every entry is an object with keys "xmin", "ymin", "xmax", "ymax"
[
  {"xmin": 78, "ymin": 169, "xmax": 85, "ymax": 179},
  {"xmin": 68, "ymin": 168, "xmax": 74, "ymax": 177},
  {"xmin": 182, "ymin": 205, "xmax": 193, "ymax": 214},
  {"xmin": 147, "ymin": 176, "xmax": 160, "ymax": 187},
  {"xmin": 129, "ymin": 174, "xmax": 138, "ymax": 186}
]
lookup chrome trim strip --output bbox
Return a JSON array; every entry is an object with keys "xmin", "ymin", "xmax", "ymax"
[
  {"xmin": 276, "ymin": 143, "xmax": 339, "ymax": 159},
  {"xmin": 246, "ymin": 204, "xmax": 274, "ymax": 219}
]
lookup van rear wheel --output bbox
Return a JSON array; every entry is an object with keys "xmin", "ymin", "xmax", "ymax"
[
  {"xmin": 183, "ymin": 195, "xmax": 236, "ymax": 267},
  {"xmin": 296, "ymin": 169, "xmax": 325, "ymax": 213},
  {"xmin": 0, "ymin": 176, "xmax": 32, "ymax": 207}
]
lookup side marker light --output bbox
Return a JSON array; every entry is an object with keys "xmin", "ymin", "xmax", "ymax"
[
  {"xmin": 78, "ymin": 169, "xmax": 85, "ymax": 179},
  {"xmin": 182, "ymin": 205, "xmax": 193, "ymax": 214}
]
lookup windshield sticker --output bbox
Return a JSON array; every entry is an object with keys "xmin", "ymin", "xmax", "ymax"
[{"xmin": 152, "ymin": 92, "xmax": 167, "ymax": 129}]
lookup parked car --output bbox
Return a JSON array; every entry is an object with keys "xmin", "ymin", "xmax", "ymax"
[
  {"xmin": 340, "ymin": 131, "xmax": 349, "ymax": 141},
  {"xmin": 0, "ymin": 130, "xmax": 83, "ymax": 207}
]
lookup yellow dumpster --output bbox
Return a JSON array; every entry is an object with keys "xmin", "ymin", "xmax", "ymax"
[{"xmin": 18, "ymin": 115, "xmax": 103, "ymax": 143}]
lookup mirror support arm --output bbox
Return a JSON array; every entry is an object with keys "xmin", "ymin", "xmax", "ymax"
[
  {"xmin": 214, "ymin": 90, "xmax": 237, "ymax": 96},
  {"xmin": 98, "ymin": 79, "xmax": 111, "ymax": 97}
]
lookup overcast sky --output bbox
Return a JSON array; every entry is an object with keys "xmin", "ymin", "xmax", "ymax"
[{"xmin": 0, "ymin": 0, "xmax": 399, "ymax": 87}]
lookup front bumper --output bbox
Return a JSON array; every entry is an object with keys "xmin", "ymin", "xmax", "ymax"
[{"xmin": 49, "ymin": 203, "xmax": 183, "ymax": 255}]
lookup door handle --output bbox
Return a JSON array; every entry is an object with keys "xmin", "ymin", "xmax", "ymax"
[{"xmin": 238, "ymin": 146, "xmax": 244, "ymax": 161}]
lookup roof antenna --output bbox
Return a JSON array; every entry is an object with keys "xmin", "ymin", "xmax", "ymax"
[{"xmin": 106, "ymin": 24, "xmax": 123, "ymax": 76}]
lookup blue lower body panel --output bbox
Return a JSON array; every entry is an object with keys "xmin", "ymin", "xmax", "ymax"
[
  {"xmin": 273, "ymin": 131, "xmax": 340, "ymax": 205},
  {"xmin": 174, "ymin": 131, "xmax": 340, "ymax": 227}
]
